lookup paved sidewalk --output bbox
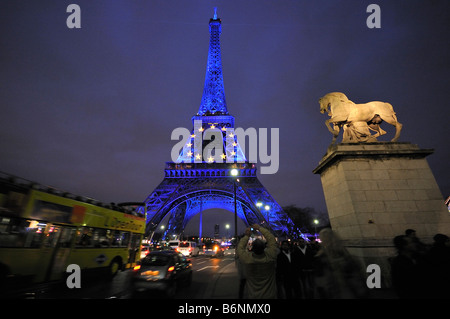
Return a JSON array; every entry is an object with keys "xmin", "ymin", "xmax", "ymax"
[
  {"xmin": 210, "ymin": 257, "xmax": 398, "ymax": 299},
  {"xmin": 209, "ymin": 259, "xmax": 240, "ymax": 299}
]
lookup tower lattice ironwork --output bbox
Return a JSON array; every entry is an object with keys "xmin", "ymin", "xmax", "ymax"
[{"xmin": 141, "ymin": 10, "xmax": 297, "ymax": 239}]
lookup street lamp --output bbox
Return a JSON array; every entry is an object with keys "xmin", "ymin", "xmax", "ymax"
[
  {"xmin": 255, "ymin": 202, "xmax": 270, "ymax": 227},
  {"xmin": 264, "ymin": 205, "xmax": 270, "ymax": 226},
  {"xmin": 230, "ymin": 168, "xmax": 239, "ymax": 245},
  {"xmin": 225, "ymin": 224, "xmax": 230, "ymax": 241},
  {"xmin": 313, "ymin": 219, "xmax": 319, "ymax": 239},
  {"xmin": 159, "ymin": 225, "xmax": 165, "ymax": 242}
]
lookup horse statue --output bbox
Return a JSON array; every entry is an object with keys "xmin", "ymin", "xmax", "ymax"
[{"xmin": 319, "ymin": 92, "xmax": 402, "ymax": 144}]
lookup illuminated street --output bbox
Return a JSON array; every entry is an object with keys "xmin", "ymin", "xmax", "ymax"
[{"xmin": 23, "ymin": 249, "xmax": 238, "ymax": 299}]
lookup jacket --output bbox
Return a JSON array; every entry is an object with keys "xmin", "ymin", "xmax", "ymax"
[{"xmin": 236, "ymin": 227, "xmax": 278, "ymax": 299}]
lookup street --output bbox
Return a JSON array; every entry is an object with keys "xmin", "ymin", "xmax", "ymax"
[
  {"xmin": 175, "ymin": 249, "xmax": 238, "ymax": 299},
  {"xmin": 25, "ymin": 249, "xmax": 239, "ymax": 299}
]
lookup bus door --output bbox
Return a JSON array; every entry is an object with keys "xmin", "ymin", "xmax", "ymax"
[
  {"xmin": 127, "ymin": 232, "xmax": 142, "ymax": 267},
  {"xmin": 43, "ymin": 224, "xmax": 75, "ymax": 282}
]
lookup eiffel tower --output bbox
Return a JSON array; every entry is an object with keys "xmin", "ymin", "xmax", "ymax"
[{"xmin": 141, "ymin": 9, "xmax": 296, "ymax": 239}]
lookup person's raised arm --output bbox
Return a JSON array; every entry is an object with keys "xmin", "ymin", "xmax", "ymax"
[
  {"xmin": 252, "ymin": 224, "xmax": 278, "ymax": 260},
  {"xmin": 237, "ymin": 227, "xmax": 252, "ymax": 262}
]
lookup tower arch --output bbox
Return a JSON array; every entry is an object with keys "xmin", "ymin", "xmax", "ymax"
[{"xmin": 158, "ymin": 190, "xmax": 263, "ymax": 239}]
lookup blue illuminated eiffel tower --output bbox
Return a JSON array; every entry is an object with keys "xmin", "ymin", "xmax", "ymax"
[{"xmin": 141, "ymin": 10, "xmax": 296, "ymax": 239}]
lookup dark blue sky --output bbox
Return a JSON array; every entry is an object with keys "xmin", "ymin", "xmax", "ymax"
[{"xmin": 1, "ymin": 1, "xmax": 449, "ymax": 236}]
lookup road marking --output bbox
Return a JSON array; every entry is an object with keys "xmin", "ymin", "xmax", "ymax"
[{"xmin": 196, "ymin": 266, "xmax": 219, "ymax": 272}]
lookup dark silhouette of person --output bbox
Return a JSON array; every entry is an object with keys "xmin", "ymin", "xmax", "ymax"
[
  {"xmin": 313, "ymin": 228, "xmax": 367, "ymax": 299},
  {"xmin": 292, "ymin": 238, "xmax": 316, "ymax": 299},
  {"xmin": 390, "ymin": 235, "xmax": 428, "ymax": 298},
  {"xmin": 276, "ymin": 240, "xmax": 300, "ymax": 299},
  {"xmin": 426, "ymin": 233, "xmax": 450, "ymax": 298},
  {"xmin": 405, "ymin": 229, "xmax": 428, "ymax": 255}
]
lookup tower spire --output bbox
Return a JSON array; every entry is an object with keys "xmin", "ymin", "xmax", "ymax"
[
  {"xmin": 198, "ymin": 8, "xmax": 228, "ymax": 116},
  {"xmin": 176, "ymin": 11, "xmax": 246, "ymax": 164}
]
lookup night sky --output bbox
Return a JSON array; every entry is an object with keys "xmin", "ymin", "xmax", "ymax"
[{"xmin": 1, "ymin": 1, "xmax": 449, "ymax": 237}]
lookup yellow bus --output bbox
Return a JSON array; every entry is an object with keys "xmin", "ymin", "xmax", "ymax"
[{"xmin": 0, "ymin": 173, "xmax": 146, "ymax": 290}]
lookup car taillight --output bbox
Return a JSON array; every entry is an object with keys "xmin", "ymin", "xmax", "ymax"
[
  {"xmin": 133, "ymin": 265, "xmax": 141, "ymax": 271},
  {"xmin": 165, "ymin": 266, "xmax": 175, "ymax": 279}
]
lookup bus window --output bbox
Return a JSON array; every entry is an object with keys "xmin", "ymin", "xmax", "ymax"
[
  {"xmin": 44, "ymin": 225, "xmax": 75, "ymax": 248},
  {"xmin": 75, "ymin": 227, "xmax": 107, "ymax": 248},
  {"xmin": 0, "ymin": 217, "xmax": 44, "ymax": 248},
  {"xmin": 75, "ymin": 227, "xmax": 131, "ymax": 248},
  {"xmin": 111, "ymin": 230, "xmax": 130, "ymax": 247},
  {"xmin": 98, "ymin": 229, "xmax": 113, "ymax": 247},
  {"xmin": 76, "ymin": 227, "xmax": 94, "ymax": 247},
  {"xmin": 45, "ymin": 225, "xmax": 59, "ymax": 247},
  {"xmin": 58, "ymin": 227, "xmax": 76, "ymax": 248}
]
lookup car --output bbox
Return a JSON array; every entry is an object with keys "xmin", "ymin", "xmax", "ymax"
[
  {"xmin": 140, "ymin": 243, "xmax": 151, "ymax": 259},
  {"xmin": 131, "ymin": 250, "xmax": 192, "ymax": 298},
  {"xmin": 167, "ymin": 240, "xmax": 180, "ymax": 251},
  {"xmin": 203, "ymin": 242, "xmax": 224, "ymax": 258},
  {"xmin": 177, "ymin": 241, "xmax": 199, "ymax": 257}
]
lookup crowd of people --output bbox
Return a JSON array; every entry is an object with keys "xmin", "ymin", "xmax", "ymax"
[
  {"xmin": 391, "ymin": 229, "xmax": 450, "ymax": 299},
  {"xmin": 236, "ymin": 225, "xmax": 450, "ymax": 299}
]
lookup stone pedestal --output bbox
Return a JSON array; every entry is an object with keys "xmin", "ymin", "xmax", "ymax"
[{"xmin": 313, "ymin": 142, "xmax": 450, "ymax": 286}]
